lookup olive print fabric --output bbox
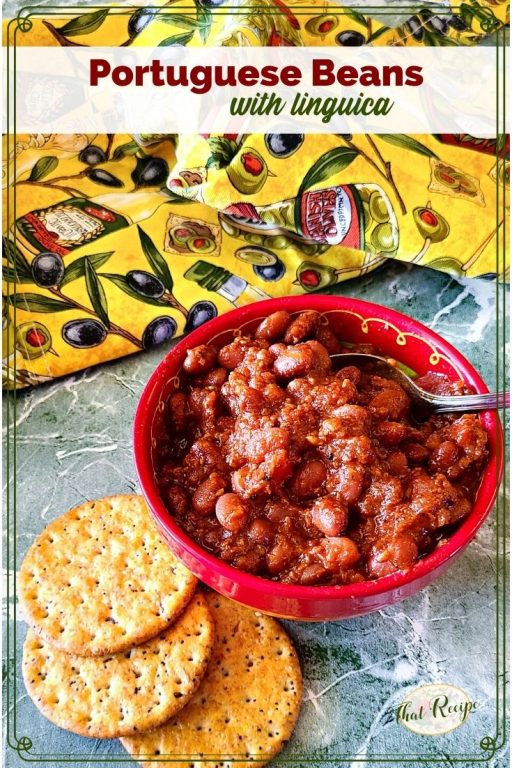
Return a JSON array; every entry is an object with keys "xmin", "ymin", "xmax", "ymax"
[{"xmin": 3, "ymin": 1, "xmax": 510, "ymax": 388}]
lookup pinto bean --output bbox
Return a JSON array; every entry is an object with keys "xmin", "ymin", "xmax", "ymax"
[
  {"xmin": 183, "ymin": 344, "xmax": 217, "ymax": 375},
  {"xmin": 254, "ymin": 310, "xmax": 291, "ymax": 342},
  {"xmin": 305, "ymin": 340, "xmax": 331, "ymax": 374},
  {"xmin": 215, "ymin": 493, "xmax": 249, "ymax": 532},
  {"xmin": 273, "ymin": 343, "xmax": 315, "ymax": 378},
  {"xmin": 169, "ymin": 392, "xmax": 188, "ymax": 431},
  {"xmin": 247, "ymin": 518, "xmax": 275, "ymax": 545},
  {"xmin": 310, "ymin": 496, "xmax": 348, "ymax": 537},
  {"xmin": 201, "ymin": 367, "xmax": 228, "ymax": 389},
  {"xmin": 218, "ymin": 338, "xmax": 251, "ymax": 370},
  {"xmin": 368, "ymin": 534, "xmax": 418, "ymax": 578},
  {"xmin": 284, "ymin": 311, "xmax": 321, "ymax": 344},
  {"xmin": 192, "ymin": 473, "xmax": 226, "ymax": 515},
  {"xmin": 291, "ymin": 460, "xmax": 326, "ymax": 498},
  {"xmin": 315, "ymin": 324, "xmax": 344, "ymax": 355},
  {"xmin": 318, "ymin": 536, "xmax": 360, "ymax": 571},
  {"xmin": 165, "ymin": 485, "xmax": 189, "ymax": 516}
]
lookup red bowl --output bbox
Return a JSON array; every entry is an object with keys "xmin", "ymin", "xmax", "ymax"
[{"xmin": 134, "ymin": 295, "xmax": 503, "ymax": 620}]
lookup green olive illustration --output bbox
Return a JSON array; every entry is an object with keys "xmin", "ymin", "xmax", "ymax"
[
  {"xmin": 371, "ymin": 223, "xmax": 397, "ymax": 253},
  {"xmin": 413, "ymin": 206, "xmax": 450, "ymax": 243},
  {"xmin": 235, "ymin": 246, "xmax": 277, "ymax": 266},
  {"xmin": 244, "ymin": 233, "xmax": 267, "ymax": 245},
  {"xmin": 295, "ymin": 261, "xmax": 338, "ymax": 292},
  {"xmin": 428, "ymin": 257, "xmax": 464, "ymax": 276},
  {"xmin": 368, "ymin": 191, "xmax": 389, "ymax": 224},
  {"xmin": 170, "ymin": 225, "xmax": 195, "ymax": 245},
  {"xmin": 263, "ymin": 235, "xmax": 291, "ymax": 250},
  {"xmin": 16, "ymin": 322, "xmax": 53, "ymax": 359},
  {"xmin": 305, "ymin": 15, "xmax": 339, "ymax": 36},
  {"xmin": 186, "ymin": 235, "xmax": 216, "ymax": 254},
  {"xmin": 227, "ymin": 149, "xmax": 268, "ymax": 194}
]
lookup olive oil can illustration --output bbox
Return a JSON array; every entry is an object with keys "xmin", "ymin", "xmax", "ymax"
[
  {"xmin": 14, "ymin": 191, "xmax": 171, "ymax": 257},
  {"xmin": 223, "ymin": 183, "xmax": 398, "ymax": 252}
]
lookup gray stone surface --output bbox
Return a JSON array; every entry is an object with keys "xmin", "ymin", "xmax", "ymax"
[{"xmin": 3, "ymin": 260, "xmax": 509, "ymax": 766}]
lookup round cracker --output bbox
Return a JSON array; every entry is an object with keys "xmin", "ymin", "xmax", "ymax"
[
  {"xmin": 19, "ymin": 495, "xmax": 197, "ymax": 656},
  {"xmin": 121, "ymin": 592, "xmax": 303, "ymax": 768},
  {"xmin": 23, "ymin": 592, "xmax": 214, "ymax": 739}
]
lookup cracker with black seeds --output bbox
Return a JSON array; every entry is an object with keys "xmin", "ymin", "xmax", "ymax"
[
  {"xmin": 19, "ymin": 495, "xmax": 197, "ymax": 656},
  {"xmin": 121, "ymin": 592, "xmax": 303, "ymax": 768},
  {"xmin": 23, "ymin": 592, "xmax": 214, "ymax": 739}
]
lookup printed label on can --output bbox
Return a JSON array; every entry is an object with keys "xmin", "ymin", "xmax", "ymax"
[{"xmin": 300, "ymin": 186, "xmax": 361, "ymax": 247}]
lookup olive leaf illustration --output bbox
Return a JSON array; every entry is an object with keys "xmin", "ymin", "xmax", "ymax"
[
  {"xmin": 112, "ymin": 140, "xmax": 144, "ymax": 161},
  {"xmin": 294, "ymin": 147, "xmax": 359, "ymax": 232},
  {"xmin": 60, "ymin": 252, "xmax": 114, "ymax": 287},
  {"xmin": 206, "ymin": 137, "xmax": 239, "ymax": 170},
  {"xmin": 58, "ymin": 9, "xmax": 109, "ymax": 37},
  {"xmin": 344, "ymin": 8, "xmax": 368, "ymax": 27},
  {"xmin": 3, "ymin": 267, "xmax": 34, "ymax": 284},
  {"xmin": 7, "ymin": 293, "xmax": 75, "ymax": 313},
  {"xmin": 3, "ymin": 236, "xmax": 32, "ymax": 276},
  {"xmin": 196, "ymin": 5, "xmax": 212, "ymax": 43},
  {"xmin": 158, "ymin": 31, "xmax": 195, "ymax": 47},
  {"xmin": 100, "ymin": 273, "xmax": 169, "ymax": 306},
  {"xmin": 161, "ymin": 188, "xmax": 194, "ymax": 204},
  {"xmin": 84, "ymin": 258, "xmax": 109, "ymax": 328},
  {"xmin": 367, "ymin": 26, "xmax": 390, "ymax": 43},
  {"xmin": 28, "ymin": 156, "xmax": 59, "ymax": 182},
  {"xmin": 158, "ymin": 13, "xmax": 211, "ymax": 30},
  {"xmin": 137, "ymin": 225, "xmax": 173, "ymax": 292},
  {"xmin": 379, "ymin": 135, "xmax": 439, "ymax": 159}
]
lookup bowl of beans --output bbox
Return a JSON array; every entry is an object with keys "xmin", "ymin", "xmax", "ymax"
[{"xmin": 134, "ymin": 295, "xmax": 502, "ymax": 620}]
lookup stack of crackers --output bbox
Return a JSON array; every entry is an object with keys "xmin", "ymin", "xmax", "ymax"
[{"xmin": 20, "ymin": 495, "xmax": 303, "ymax": 767}]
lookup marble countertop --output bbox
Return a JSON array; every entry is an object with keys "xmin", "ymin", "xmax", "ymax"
[{"xmin": 3, "ymin": 259, "xmax": 509, "ymax": 767}]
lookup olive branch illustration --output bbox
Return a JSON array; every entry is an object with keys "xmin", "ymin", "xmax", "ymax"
[
  {"xmin": 16, "ymin": 140, "xmax": 173, "ymax": 199},
  {"xmin": 41, "ymin": 2, "xmax": 213, "ymax": 49},
  {"xmin": 5, "ymin": 227, "xmax": 190, "ymax": 352}
]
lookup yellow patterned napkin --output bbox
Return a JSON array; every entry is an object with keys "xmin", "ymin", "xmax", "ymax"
[{"xmin": 3, "ymin": 1, "xmax": 509, "ymax": 387}]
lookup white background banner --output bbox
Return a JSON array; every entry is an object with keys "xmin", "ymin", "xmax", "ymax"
[{"xmin": 5, "ymin": 46, "xmax": 505, "ymax": 135}]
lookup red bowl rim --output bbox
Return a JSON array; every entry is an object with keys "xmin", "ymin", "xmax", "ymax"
[{"xmin": 134, "ymin": 295, "xmax": 503, "ymax": 603}]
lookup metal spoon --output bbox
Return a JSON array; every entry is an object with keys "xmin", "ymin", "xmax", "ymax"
[{"xmin": 331, "ymin": 353, "xmax": 509, "ymax": 419}]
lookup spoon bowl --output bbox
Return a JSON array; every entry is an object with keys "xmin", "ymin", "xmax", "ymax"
[{"xmin": 332, "ymin": 352, "xmax": 510, "ymax": 420}]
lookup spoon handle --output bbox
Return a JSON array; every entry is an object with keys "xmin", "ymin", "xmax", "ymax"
[{"xmin": 427, "ymin": 391, "xmax": 510, "ymax": 414}]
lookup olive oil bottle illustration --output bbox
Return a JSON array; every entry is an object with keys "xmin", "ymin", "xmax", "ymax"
[
  {"xmin": 184, "ymin": 261, "xmax": 271, "ymax": 307},
  {"xmin": 14, "ymin": 190, "xmax": 171, "ymax": 258}
]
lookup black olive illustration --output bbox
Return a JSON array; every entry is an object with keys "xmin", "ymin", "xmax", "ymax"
[
  {"xmin": 62, "ymin": 319, "xmax": 107, "ymax": 348},
  {"xmin": 253, "ymin": 259, "xmax": 286, "ymax": 282},
  {"xmin": 425, "ymin": 15, "xmax": 448, "ymax": 35},
  {"xmin": 128, "ymin": 8, "xmax": 156, "ymax": 38},
  {"xmin": 264, "ymin": 134, "xmax": 304, "ymax": 158},
  {"xmin": 184, "ymin": 300, "xmax": 217, "ymax": 334},
  {"xmin": 133, "ymin": 158, "xmax": 169, "ymax": 187},
  {"xmin": 126, "ymin": 270, "xmax": 165, "ymax": 299},
  {"xmin": 335, "ymin": 30, "xmax": 365, "ymax": 46},
  {"xmin": 404, "ymin": 15, "xmax": 424, "ymax": 40},
  {"xmin": 142, "ymin": 316, "xmax": 177, "ymax": 348},
  {"xmin": 448, "ymin": 15, "xmax": 468, "ymax": 31},
  {"xmin": 31, "ymin": 252, "xmax": 65, "ymax": 287},
  {"xmin": 86, "ymin": 169, "xmax": 123, "ymax": 187},
  {"xmin": 79, "ymin": 145, "xmax": 106, "ymax": 166}
]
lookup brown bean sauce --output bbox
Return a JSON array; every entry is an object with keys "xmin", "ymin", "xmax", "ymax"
[{"xmin": 156, "ymin": 311, "xmax": 489, "ymax": 585}]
